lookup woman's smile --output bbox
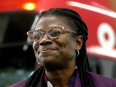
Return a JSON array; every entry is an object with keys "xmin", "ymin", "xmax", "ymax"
[
  {"xmin": 40, "ymin": 49, "xmax": 57, "ymax": 53},
  {"xmin": 38, "ymin": 48, "xmax": 58, "ymax": 57}
]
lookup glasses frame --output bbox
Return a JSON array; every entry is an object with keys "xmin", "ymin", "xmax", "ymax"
[{"xmin": 27, "ymin": 26, "xmax": 78, "ymax": 41}]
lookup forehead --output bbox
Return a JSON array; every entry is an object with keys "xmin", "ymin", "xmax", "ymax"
[{"xmin": 35, "ymin": 15, "xmax": 70, "ymax": 30}]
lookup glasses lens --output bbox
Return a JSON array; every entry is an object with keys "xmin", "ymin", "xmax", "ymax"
[
  {"xmin": 27, "ymin": 30, "xmax": 43, "ymax": 41},
  {"xmin": 48, "ymin": 27, "xmax": 62, "ymax": 38},
  {"xmin": 33, "ymin": 31, "xmax": 43, "ymax": 41}
]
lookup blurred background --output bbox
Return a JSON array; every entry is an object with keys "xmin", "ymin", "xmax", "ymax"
[{"xmin": 0, "ymin": 0, "xmax": 116, "ymax": 87}]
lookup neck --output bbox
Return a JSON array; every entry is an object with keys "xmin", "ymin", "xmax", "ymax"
[{"xmin": 45, "ymin": 59, "xmax": 76, "ymax": 87}]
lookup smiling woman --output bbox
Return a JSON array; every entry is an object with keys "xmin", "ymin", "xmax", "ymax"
[{"xmin": 8, "ymin": 8, "xmax": 116, "ymax": 87}]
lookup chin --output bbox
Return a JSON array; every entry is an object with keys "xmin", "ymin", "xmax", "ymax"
[{"xmin": 42, "ymin": 61, "xmax": 65, "ymax": 72}]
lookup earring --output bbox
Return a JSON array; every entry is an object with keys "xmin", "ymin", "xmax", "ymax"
[{"xmin": 76, "ymin": 50, "xmax": 80, "ymax": 56}]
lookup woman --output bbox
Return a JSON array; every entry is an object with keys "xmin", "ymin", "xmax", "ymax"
[{"xmin": 9, "ymin": 8, "xmax": 116, "ymax": 87}]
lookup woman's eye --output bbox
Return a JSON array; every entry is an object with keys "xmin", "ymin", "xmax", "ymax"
[
  {"xmin": 49, "ymin": 30, "xmax": 61, "ymax": 37},
  {"xmin": 34, "ymin": 33, "xmax": 41, "ymax": 40}
]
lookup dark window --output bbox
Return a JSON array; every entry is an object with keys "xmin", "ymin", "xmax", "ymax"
[{"xmin": 0, "ymin": 11, "xmax": 37, "ymax": 70}]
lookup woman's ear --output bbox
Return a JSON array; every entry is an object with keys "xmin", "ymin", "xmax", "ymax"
[{"xmin": 75, "ymin": 35, "xmax": 83, "ymax": 51}]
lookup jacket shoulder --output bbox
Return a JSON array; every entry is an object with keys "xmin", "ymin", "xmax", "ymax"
[
  {"xmin": 87, "ymin": 71, "xmax": 116, "ymax": 87},
  {"xmin": 8, "ymin": 79, "xmax": 27, "ymax": 87}
]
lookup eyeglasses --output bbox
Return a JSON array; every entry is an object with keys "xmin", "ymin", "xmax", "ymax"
[{"xmin": 27, "ymin": 26, "xmax": 77, "ymax": 41}]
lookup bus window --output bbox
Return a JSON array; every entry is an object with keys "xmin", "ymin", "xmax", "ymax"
[
  {"xmin": 113, "ymin": 63, "xmax": 116, "ymax": 78},
  {"xmin": 88, "ymin": 56, "xmax": 101, "ymax": 74},
  {"xmin": 0, "ymin": 11, "xmax": 38, "ymax": 69},
  {"xmin": 0, "ymin": 11, "xmax": 38, "ymax": 87}
]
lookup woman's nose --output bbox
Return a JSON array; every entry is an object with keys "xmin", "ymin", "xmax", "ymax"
[{"xmin": 39, "ymin": 35, "xmax": 52, "ymax": 45}]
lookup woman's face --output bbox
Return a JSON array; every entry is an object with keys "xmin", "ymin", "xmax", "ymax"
[{"xmin": 33, "ymin": 15, "xmax": 81, "ymax": 70}]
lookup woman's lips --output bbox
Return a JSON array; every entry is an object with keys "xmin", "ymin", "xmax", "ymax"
[
  {"xmin": 38, "ymin": 49, "xmax": 57, "ymax": 57},
  {"xmin": 38, "ymin": 47, "xmax": 57, "ymax": 53},
  {"xmin": 37, "ymin": 46, "xmax": 58, "ymax": 55},
  {"xmin": 40, "ymin": 49, "xmax": 57, "ymax": 52}
]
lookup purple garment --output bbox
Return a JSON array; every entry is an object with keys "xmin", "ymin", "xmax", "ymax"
[{"xmin": 8, "ymin": 71, "xmax": 116, "ymax": 87}]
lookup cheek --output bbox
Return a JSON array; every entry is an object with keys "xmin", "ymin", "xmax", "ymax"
[
  {"xmin": 54, "ymin": 38, "xmax": 76, "ymax": 61},
  {"xmin": 55, "ymin": 36, "xmax": 75, "ymax": 51},
  {"xmin": 33, "ymin": 42, "xmax": 39, "ymax": 51}
]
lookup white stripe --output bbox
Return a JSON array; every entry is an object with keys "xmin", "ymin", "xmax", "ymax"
[
  {"xmin": 67, "ymin": 1, "xmax": 116, "ymax": 18},
  {"xmin": 87, "ymin": 46, "xmax": 116, "ymax": 59},
  {"xmin": 47, "ymin": 81, "xmax": 53, "ymax": 87}
]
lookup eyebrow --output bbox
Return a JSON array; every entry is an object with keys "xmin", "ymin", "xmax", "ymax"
[{"xmin": 34, "ymin": 26, "xmax": 64, "ymax": 30}]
